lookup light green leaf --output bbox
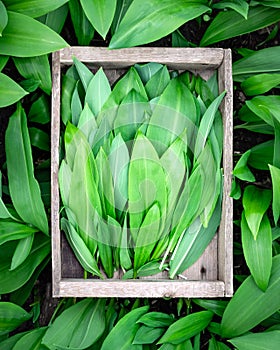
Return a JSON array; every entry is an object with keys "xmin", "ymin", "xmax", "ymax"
[
  {"xmin": 145, "ymin": 65, "xmax": 171, "ymax": 99},
  {"xmin": 0, "ymin": 11, "xmax": 68, "ymax": 57},
  {"xmin": 70, "ymin": 82, "xmax": 82, "ymax": 126},
  {"xmin": 213, "ymin": 0, "xmax": 249, "ymax": 19},
  {"xmin": 229, "ymin": 330, "xmax": 280, "ymax": 350},
  {"xmin": 0, "ymin": 1, "xmax": 8, "ymax": 35},
  {"xmin": 233, "ymin": 149, "xmax": 256, "ymax": 182},
  {"xmin": 80, "ymin": 0, "xmax": 117, "ymax": 39},
  {"xmin": 109, "ymin": 0, "xmax": 209, "ymax": 48},
  {"xmin": 42, "ymin": 298, "xmax": 106, "ymax": 350},
  {"xmin": 77, "ymin": 103, "xmax": 97, "ymax": 146},
  {"xmin": 0, "ymin": 221, "xmax": 38, "ymax": 245},
  {"xmin": 0, "ymin": 72, "xmax": 28, "ymax": 107},
  {"xmin": 242, "ymin": 185, "xmax": 272, "ymax": 239},
  {"xmin": 241, "ymin": 73, "xmax": 280, "ymax": 96},
  {"xmin": 0, "ymin": 302, "xmax": 31, "ymax": 336},
  {"xmin": 134, "ymin": 62, "xmax": 163, "ymax": 84},
  {"xmin": 5, "ymin": 104, "xmax": 48, "ymax": 234},
  {"xmin": 119, "ymin": 214, "xmax": 132, "ymax": 270},
  {"xmin": 85, "ymin": 67, "xmax": 111, "ymax": 116},
  {"xmin": 101, "ymin": 306, "xmax": 149, "ymax": 350},
  {"xmin": 200, "ymin": 6, "xmax": 280, "ymax": 46},
  {"xmin": 158, "ymin": 311, "xmax": 213, "ymax": 345},
  {"xmin": 221, "ymin": 254, "xmax": 280, "ymax": 338},
  {"xmin": 4, "ymin": 0, "xmax": 69, "ymax": 18},
  {"xmin": 73, "ymin": 56, "xmax": 93, "ymax": 91},
  {"xmin": 269, "ymin": 164, "xmax": 280, "ymax": 225},
  {"xmin": 69, "ymin": 0, "xmax": 95, "ymax": 45},
  {"xmin": 241, "ymin": 212, "xmax": 272, "ymax": 291},
  {"xmin": 10, "ymin": 233, "xmax": 35, "ymax": 271}
]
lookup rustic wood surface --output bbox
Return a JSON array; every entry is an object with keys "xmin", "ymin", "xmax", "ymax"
[{"xmin": 52, "ymin": 47, "xmax": 233, "ymax": 298}]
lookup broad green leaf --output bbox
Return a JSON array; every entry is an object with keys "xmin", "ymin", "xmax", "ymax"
[
  {"xmin": 85, "ymin": 67, "xmax": 111, "ymax": 116},
  {"xmin": 200, "ymin": 6, "xmax": 280, "ymax": 46},
  {"xmin": 10, "ymin": 233, "xmax": 35, "ymax": 271},
  {"xmin": 233, "ymin": 46, "xmax": 280, "ymax": 81},
  {"xmin": 134, "ymin": 62, "xmax": 163, "ymax": 84},
  {"xmin": 73, "ymin": 56, "xmax": 93, "ymax": 91},
  {"xmin": 246, "ymin": 96, "xmax": 280, "ymax": 127},
  {"xmin": 158, "ymin": 311, "xmax": 213, "ymax": 345},
  {"xmin": 233, "ymin": 149, "xmax": 255, "ymax": 182},
  {"xmin": 5, "ymin": 104, "xmax": 48, "ymax": 234},
  {"xmin": 29, "ymin": 127, "xmax": 50, "ymax": 151},
  {"xmin": 0, "ymin": 55, "xmax": 8, "ymax": 71},
  {"xmin": 146, "ymin": 77, "xmax": 197, "ymax": 156},
  {"xmin": 12, "ymin": 327, "xmax": 47, "ymax": 350},
  {"xmin": 0, "ymin": 331, "xmax": 29, "ymax": 350},
  {"xmin": 213, "ymin": 0, "xmax": 249, "ymax": 19},
  {"xmin": 0, "ymin": 11, "xmax": 68, "ymax": 57},
  {"xmin": 242, "ymin": 185, "xmax": 272, "ymax": 239},
  {"xmin": 0, "ymin": 1, "xmax": 8, "ymax": 35},
  {"xmin": 158, "ymin": 340, "xmax": 194, "ymax": 350},
  {"xmin": 248, "ymin": 140, "xmax": 274, "ymax": 170},
  {"xmin": 101, "ymin": 306, "xmax": 149, "ymax": 350},
  {"xmin": 241, "ymin": 73, "xmax": 280, "ymax": 96},
  {"xmin": 77, "ymin": 103, "xmax": 97, "ymax": 146},
  {"xmin": 0, "ymin": 234, "xmax": 50, "ymax": 294},
  {"xmin": 109, "ymin": 0, "xmax": 209, "ymax": 48},
  {"xmin": 111, "ymin": 0, "xmax": 133, "ymax": 35},
  {"xmin": 134, "ymin": 203, "xmax": 161, "ymax": 273},
  {"xmin": 61, "ymin": 72, "xmax": 77, "ymax": 125},
  {"xmin": 241, "ymin": 212, "xmax": 272, "ymax": 291},
  {"xmin": 122, "ymin": 259, "xmax": 167, "ymax": 279},
  {"xmin": 221, "ymin": 254, "xmax": 280, "ymax": 338},
  {"xmin": 37, "ymin": 3, "xmax": 69, "ymax": 34},
  {"xmin": 0, "ymin": 302, "xmax": 31, "ymax": 336},
  {"xmin": 109, "ymin": 133, "xmax": 129, "ymax": 215},
  {"xmin": 13, "ymin": 55, "xmax": 51, "ymax": 95},
  {"xmin": 0, "ymin": 72, "xmax": 28, "ymax": 107},
  {"xmin": 229, "ymin": 330, "xmax": 280, "ymax": 350},
  {"xmin": 71, "ymin": 82, "xmax": 82, "ymax": 126},
  {"xmin": 0, "ymin": 221, "xmax": 37, "ymax": 245},
  {"xmin": 4, "ymin": 0, "xmax": 69, "ymax": 18},
  {"xmin": 42, "ymin": 299, "xmax": 106, "ymax": 350},
  {"xmin": 128, "ymin": 132, "xmax": 167, "ymax": 238},
  {"xmin": 137, "ymin": 312, "xmax": 174, "ymax": 328},
  {"xmin": 61, "ymin": 218, "xmax": 102, "ymax": 277},
  {"xmin": 252, "ymin": 0, "xmax": 280, "ymax": 7},
  {"xmin": 192, "ymin": 299, "xmax": 228, "ymax": 317},
  {"xmin": 208, "ymin": 338, "xmax": 231, "ymax": 350},
  {"xmin": 145, "ymin": 65, "xmax": 171, "ymax": 99},
  {"xmin": 28, "ymin": 94, "xmax": 50, "ymax": 124},
  {"xmin": 269, "ymin": 164, "xmax": 280, "ymax": 225},
  {"xmin": 80, "ymin": 0, "xmax": 117, "ymax": 39},
  {"xmin": 133, "ymin": 325, "xmax": 165, "ymax": 344},
  {"xmin": 69, "ymin": 0, "xmax": 95, "ymax": 45}
]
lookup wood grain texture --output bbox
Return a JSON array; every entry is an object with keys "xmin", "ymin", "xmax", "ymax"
[{"xmin": 51, "ymin": 47, "xmax": 233, "ymax": 298}]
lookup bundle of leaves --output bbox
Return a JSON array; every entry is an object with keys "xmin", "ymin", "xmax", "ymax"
[{"xmin": 59, "ymin": 58, "xmax": 226, "ymax": 279}]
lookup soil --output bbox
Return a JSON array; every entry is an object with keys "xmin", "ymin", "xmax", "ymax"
[{"xmin": 1, "ymin": 14, "xmax": 279, "ymax": 344}]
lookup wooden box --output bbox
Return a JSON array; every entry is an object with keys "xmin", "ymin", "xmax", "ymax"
[{"xmin": 51, "ymin": 47, "xmax": 233, "ymax": 298}]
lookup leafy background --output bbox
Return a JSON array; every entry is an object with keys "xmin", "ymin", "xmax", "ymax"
[{"xmin": 1, "ymin": 0, "xmax": 280, "ymax": 349}]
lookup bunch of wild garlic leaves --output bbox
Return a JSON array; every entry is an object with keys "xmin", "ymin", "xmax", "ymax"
[{"xmin": 59, "ymin": 57, "xmax": 226, "ymax": 279}]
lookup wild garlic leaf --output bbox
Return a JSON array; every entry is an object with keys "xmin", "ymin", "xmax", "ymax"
[
  {"xmin": 268, "ymin": 164, "xmax": 280, "ymax": 225},
  {"xmin": 145, "ymin": 65, "xmax": 171, "ymax": 100},
  {"xmin": 134, "ymin": 62, "xmax": 163, "ymax": 84},
  {"xmin": 73, "ymin": 56, "xmax": 94, "ymax": 91}
]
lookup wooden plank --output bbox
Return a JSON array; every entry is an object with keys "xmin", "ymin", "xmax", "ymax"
[
  {"xmin": 58, "ymin": 280, "xmax": 225, "ymax": 298},
  {"xmin": 218, "ymin": 49, "xmax": 234, "ymax": 297},
  {"xmin": 59, "ymin": 47, "xmax": 224, "ymax": 70}
]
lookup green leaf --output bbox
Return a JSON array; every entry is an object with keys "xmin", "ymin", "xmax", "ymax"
[
  {"xmin": 192, "ymin": 299, "xmax": 228, "ymax": 317},
  {"xmin": 85, "ymin": 67, "xmax": 111, "ymax": 116},
  {"xmin": 241, "ymin": 73, "xmax": 280, "ymax": 96},
  {"xmin": 80, "ymin": 0, "xmax": 117, "ymax": 39},
  {"xmin": 0, "ymin": 1, "xmax": 8, "ymax": 35},
  {"xmin": 0, "ymin": 55, "xmax": 9, "ymax": 71},
  {"xmin": 111, "ymin": 0, "xmax": 133, "ymax": 35},
  {"xmin": 0, "ymin": 11, "xmax": 68, "ymax": 57},
  {"xmin": 0, "ymin": 72, "xmax": 28, "ymax": 107},
  {"xmin": 145, "ymin": 65, "xmax": 171, "ymax": 99},
  {"xmin": 252, "ymin": 0, "xmax": 280, "ymax": 8},
  {"xmin": 42, "ymin": 299, "xmax": 106, "ymax": 350},
  {"xmin": 0, "ymin": 302, "xmax": 31, "ymax": 336},
  {"xmin": 137, "ymin": 312, "xmax": 174, "ymax": 328},
  {"xmin": 208, "ymin": 338, "xmax": 231, "ymax": 350},
  {"xmin": 0, "ymin": 221, "xmax": 38, "ymax": 245},
  {"xmin": 134, "ymin": 62, "xmax": 163, "ymax": 84},
  {"xmin": 12, "ymin": 327, "xmax": 47, "ymax": 350},
  {"xmin": 241, "ymin": 212, "xmax": 272, "ymax": 291},
  {"xmin": 5, "ymin": 104, "xmax": 48, "ymax": 234},
  {"xmin": 101, "ymin": 306, "xmax": 149, "ymax": 350},
  {"xmin": 4, "ymin": 0, "xmax": 69, "ymax": 18},
  {"xmin": 73, "ymin": 56, "xmax": 93, "ymax": 91},
  {"xmin": 0, "ymin": 331, "xmax": 30, "ymax": 350},
  {"xmin": 71, "ymin": 82, "xmax": 82, "ymax": 126},
  {"xmin": 233, "ymin": 149, "xmax": 256, "ymax": 182},
  {"xmin": 242, "ymin": 185, "xmax": 272, "ymax": 239},
  {"xmin": 158, "ymin": 311, "xmax": 213, "ymax": 345},
  {"xmin": 229, "ymin": 330, "xmax": 280, "ymax": 350},
  {"xmin": 61, "ymin": 72, "xmax": 77, "ymax": 125},
  {"xmin": 28, "ymin": 94, "xmax": 50, "ymax": 124},
  {"xmin": 10, "ymin": 233, "xmax": 35, "ymax": 271},
  {"xmin": 221, "ymin": 254, "xmax": 280, "ymax": 338},
  {"xmin": 269, "ymin": 164, "xmax": 280, "ymax": 225},
  {"xmin": 0, "ymin": 234, "xmax": 50, "ymax": 294},
  {"xmin": 200, "ymin": 6, "xmax": 280, "ymax": 46},
  {"xmin": 29, "ymin": 127, "xmax": 50, "ymax": 151},
  {"xmin": 133, "ymin": 325, "xmax": 165, "ymax": 344},
  {"xmin": 233, "ymin": 46, "xmax": 280, "ymax": 81},
  {"xmin": 69, "ymin": 0, "xmax": 95, "ymax": 45},
  {"xmin": 37, "ymin": 3, "xmax": 69, "ymax": 34},
  {"xmin": 213, "ymin": 0, "xmax": 249, "ymax": 19},
  {"xmin": 248, "ymin": 140, "xmax": 274, "ymax": 170},
  {"xmin": 109, "ymin": 0, "xmax": 209, "ymax": 48}
]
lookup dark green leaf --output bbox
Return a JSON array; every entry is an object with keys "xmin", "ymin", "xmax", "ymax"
[
  {"xmin": 137, "ymin": 312, "xmax": 174, "ymax": 328},
  {"xmin": 133, "ymin": 325, "xmax": 165, "ymax": 344},
  {"xmin": 269, "ymin": 164, "xmax": 280, "ymax": 225},
  {"xmin": 10, "ymin": 233, "xmax": 34, "ymax": 270},
  {"xmin": 200, "ymin": 6, "xmax": 280, "ymax": 46},
  {"xmin": 233, "ymin": 150, "xmax": 255, "ymax": 182},
  {"xmin": 37, "ymin": 3, "xmax": 68, "ymax": 34},
  {"xmin": 0, "ymin": 1, "xmax": 8, "ymax": 35},
  {"xmin": 0, "ymin": 302, "xmax": 31, "ymax": 336},
  {"xmin": 192, "ymin": 299, "xmax": 228, "ymax": 317},
  {"xmin": 111, "ymin": 0, "xmax": 133, "ymax": 35},
  {"xmin": 248, "ymin": 140, "xmax": 274, "ymax": 170},
  {"xmin": 0, "ymin": 73, "xmax": 28, "ymax": 107},
  {"xmin": 241, "ymin": 73, "xmax": 280, "ymax": 96},
  {"xmin": 29, "ymin": 127, "xmax": 50, "ymax": 151},
  {"xmin": 28, "ymin": 94, "xmax": 50, "ymax": 124},
  {"xmin": 0, "ymin": 11, "xmax": 68, "ymax": 57},
  {"xmin": 0, "ymin": 55, "xmax": 9, "ymax": 71},
  {"xmin": 109, "ymin": 0, "xmax": 209, "ymax": 48},
  {"xmin": 145, "ymin": 65, "xmax": 170, "ymax": 99},
  {"xmin": 229, "ymin": 330, "xmax": 280, "ymax": 350}
]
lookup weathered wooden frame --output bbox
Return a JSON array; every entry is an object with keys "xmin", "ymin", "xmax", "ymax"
[{"xmin": 52, "ymin": 47, "xmax": 233, "ymax": 298}]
